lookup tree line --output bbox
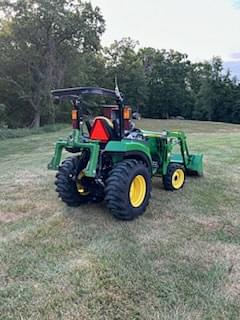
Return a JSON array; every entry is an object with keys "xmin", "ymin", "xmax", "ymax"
[{"xmin": 0, "ymin": 0, "xmax": 240, "ymax": 128}]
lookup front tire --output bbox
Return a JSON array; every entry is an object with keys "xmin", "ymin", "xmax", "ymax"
[
  {"xmin": 105, "ymin": 159, "xmax": 152, "ymax": 220},
  {"xmin": 163, "ymin": 163, "xmax": 186, "ymax": 191}
]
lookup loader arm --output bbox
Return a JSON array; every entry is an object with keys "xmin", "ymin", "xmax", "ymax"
[{"xmin": 168, "ymin": 131, "xmax": 203, "ymax": 175}]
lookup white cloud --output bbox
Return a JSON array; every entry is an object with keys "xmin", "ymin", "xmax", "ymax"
[{"xmin": 91, "ymin": 0, "xmax": 240, "ymax": 61}]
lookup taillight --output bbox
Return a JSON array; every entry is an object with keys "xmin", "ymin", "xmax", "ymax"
[
  {"xmin": 72, "ymin": 110, "xmax": 78, "ymax": 120},
  {"xmin": 123, "ymin": 106, "xmax": 132, "ymax": 120},
  {"xmin": 71, "ymin": 110, "xmax": 79, "ymax": 129}
]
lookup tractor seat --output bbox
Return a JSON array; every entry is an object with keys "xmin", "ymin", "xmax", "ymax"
[{"xmin": 90, "ymin": 116, "xmax": 115, "ymax": 142}]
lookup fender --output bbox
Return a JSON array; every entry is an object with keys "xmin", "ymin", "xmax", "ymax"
[{"xmin": 104, "ymin": 140, "xmax": 153, "ymax": 173}]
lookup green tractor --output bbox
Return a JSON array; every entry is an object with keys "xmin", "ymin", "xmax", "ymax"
[{"xmin": 48, "ymin": 86, "xmax": 203, "ymax": 220}]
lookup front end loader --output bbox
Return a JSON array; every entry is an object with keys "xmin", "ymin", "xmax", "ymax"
[{"xmin": 48, "ymin": 86, "xmax": 203, "ymax": 220}]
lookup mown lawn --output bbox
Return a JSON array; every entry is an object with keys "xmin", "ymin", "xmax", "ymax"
[{"xmin": 0, "ymin": 119, "xmax": 240, "ymax": 320}]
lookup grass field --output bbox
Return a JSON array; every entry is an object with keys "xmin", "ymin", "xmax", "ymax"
[{"xmin": 1, "ymin": 119, "xmax": 240, "ymax": 320}]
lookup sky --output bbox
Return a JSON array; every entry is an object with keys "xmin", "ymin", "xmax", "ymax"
[{"xmin": 90, "ymin": 0, "xmax": 240, "ymax": 62}]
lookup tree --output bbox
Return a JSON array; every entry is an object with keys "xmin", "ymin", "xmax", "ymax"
[
  {"xmin": 1, "ymin": 3, "xmax": 240, "ymax": 128},
  {"xmin": 0, "ymin": 0, "xmax": 105, "ymax": 127},
  {"xmin": 104, "ymin": 38, "xmax": 148, "ymax": 112},
  {"xmin": 192, "ymin": 57, "xmax": 236, "ymax": 122},
  {"xmin": 139, "ymin": 48, "xmax": 191, "ymax": 118},
  {"xmin": 231, "ymin": 84, "xmax": 240, "ymax": 123}
]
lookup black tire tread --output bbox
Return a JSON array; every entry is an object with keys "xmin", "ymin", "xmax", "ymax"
[
  {"xmin": 55, "ymin": 156, "xmax": 96, "ymax": 207},
  {"xmin": 104, "ymin": 159, "xmax": 151, "ymax": 220}
]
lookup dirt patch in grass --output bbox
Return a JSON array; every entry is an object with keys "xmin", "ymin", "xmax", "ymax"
[
  {"xmin": 189, "ymin": 215, "xmax": 223, "ymax": 231},
  {"xmin": 0, "ymin": 211, "xmax": 30, "ymax": 223}
]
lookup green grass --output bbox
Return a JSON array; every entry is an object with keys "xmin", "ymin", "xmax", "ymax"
[
  {"xmin": 0, "ymin": 119, "xmax": 240, "ymax": 319},
  {"xmin": 0, "ymin": 123, "xmax": 68, "ymax": 140}
]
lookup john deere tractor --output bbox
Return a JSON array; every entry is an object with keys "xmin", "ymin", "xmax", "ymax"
[{"xmin": 48, "ymin": 86, "xmax": 203, "ymax": 220}]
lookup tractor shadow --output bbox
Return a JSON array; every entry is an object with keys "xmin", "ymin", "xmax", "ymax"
[
  {"xmin": 61, "ymin": 177, "xmax": 167, "ymax": 225},
  {"xmin": 62, "ymin": 200, "xmax": 117, "ymax": 225}
]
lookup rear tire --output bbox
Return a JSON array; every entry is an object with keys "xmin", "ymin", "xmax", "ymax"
[
  {"xmin": 105, "ymin": 159, "xmax": 152, "ymax": 220},
  {"xmin": 55, "ymin": 156, "xmax": 102, "ymax": 207}
]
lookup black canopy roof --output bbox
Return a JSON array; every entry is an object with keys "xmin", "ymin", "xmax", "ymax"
[{"xmin": 51, "ymin": 87, "xmax": 122, "ymax": 99}]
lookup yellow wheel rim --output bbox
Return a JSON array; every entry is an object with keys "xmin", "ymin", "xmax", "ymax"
[
  {"xmin": 172, "ymin": 169, "xmax": 185, "ymax": 189},
  {"xmin": 76, "ymin": 172, "xmax": 90, "ymax": 195},
  {"xmin": 129, "ymin": 175, "xmax": 146, "ymax": 207}
]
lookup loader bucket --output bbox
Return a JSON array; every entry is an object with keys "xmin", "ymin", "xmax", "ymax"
[{"xmin": 186, "ymin": 154, "xmax": 203, "ymax": 176}]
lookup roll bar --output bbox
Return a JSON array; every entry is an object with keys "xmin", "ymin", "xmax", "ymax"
[{"xmin": 51, "ymin": 86, "xmax": 125, "ymax": 139}]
